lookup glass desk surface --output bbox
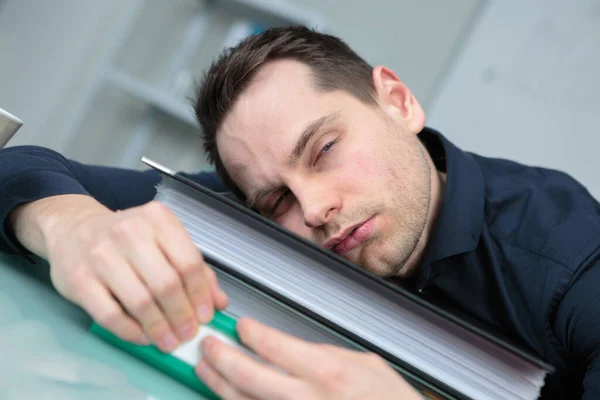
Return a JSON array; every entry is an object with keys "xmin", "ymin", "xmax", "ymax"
[{"xmin": 0, "ymin": 252, "xmax": 211, "ymax": 399}]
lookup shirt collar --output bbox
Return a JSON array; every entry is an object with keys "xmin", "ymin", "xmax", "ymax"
[{"xmin": 415, "ymin": 127, "xmax": 485, "ymax": 286}]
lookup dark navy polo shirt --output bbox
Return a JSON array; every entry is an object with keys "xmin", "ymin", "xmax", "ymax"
[{"xmin": 414, "ymin": 128, "xmax": 600, "ymax": 399}]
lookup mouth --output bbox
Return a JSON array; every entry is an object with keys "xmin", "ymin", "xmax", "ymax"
[{"xmin": 325, "ymin": 216, "xmax": 375, "ymax": 255}]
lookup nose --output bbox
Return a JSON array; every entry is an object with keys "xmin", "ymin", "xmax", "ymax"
[{"xmin": 296, "ymin": 183, "xmax": 340, "ymax": 228}]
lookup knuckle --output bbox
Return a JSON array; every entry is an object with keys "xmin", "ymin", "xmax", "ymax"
[
  {"xmin": 316, "ymin": 363, "xmax": 347, "ymax": 392},
  {"xmin": 122, "ymin": 326, "xmax": 144, "ymax": 343},
  {"xmin": 62, "ymin": 266, "xmax": 88, "ymax": 290},
  {"xmin": 146, "ymin": 321, "xmax": 171, "ymax": 340},
  {"xmin": 177, "ymin": 255, "xmax": 204, "ymax": 277},
  {"xmin": 153, "ymin": 274, "xmax": 183, "ymax": 298},
  {"xmin": 129, "ymin": 293, "xmax": 156, "ymax": 316},
  {"xmin": 89, "ymin": 240, "xmax": 113, "ymax": 264},
  {"xmin": 95, "ymin": 308, "xmax": 125, "ymax": 330},
  {"xmin": 144, "ymin": 201, "xmax": 170, "ymax": 217},
  {"xmin": 110, "ymin": 217, "xmax": 143, "ymax": 240},
  {"xmin": 57, "ymin": 273, "xmax": 89, "ymax": 303}
]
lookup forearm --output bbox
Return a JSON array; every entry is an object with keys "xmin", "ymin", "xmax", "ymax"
[
  {"xmin": 9, "ymin": 194, "xmax": 109, "ymax": 259},
  {"xmin": 0, "ymin": 145, "xmax": 159, "ymax": 255},
  {"xmin": 1, "ymin": 145, "xmax": 225, "ymax": 257}
]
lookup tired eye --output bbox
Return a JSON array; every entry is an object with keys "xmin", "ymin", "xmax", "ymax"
[
  {"xmin": 271, "ymin": 190, "xmax": 291, "ymax": 217},
  {"xmin": 315, "ymin": 140, "xmax": 337, "ymax": 164},
  {"xmin": 321, "ymin": 141, "xmax": 334, "ymax": 154}
]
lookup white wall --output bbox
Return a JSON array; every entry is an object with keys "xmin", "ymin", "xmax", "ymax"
[
  {"xmin": 0, "ymin": 0, "xmax": 481, "ymax": 170},
  {"xmin": 428, "ymin": 0, "xmax": 600, "ymax": 199},
  {"xmin": 0, "ymin": 0, "xmax": 126, "ymax": 149},
  {"xmin": 282, "ymin": 0, "xmax": 482, "ymax": 107}
]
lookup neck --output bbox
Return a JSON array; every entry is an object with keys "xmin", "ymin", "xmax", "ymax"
[{"xmin": 396, "ymin": 146, "xmax": 446, "ymax": 278}]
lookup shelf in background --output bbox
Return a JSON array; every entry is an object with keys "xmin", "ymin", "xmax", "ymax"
[
  {"xmin": 61, "ymin": 0, "xmax": 326, "ymax": 169},
  {"xmin": 105, "ymin": 67, "xmax": 199, "ymax": 130}
]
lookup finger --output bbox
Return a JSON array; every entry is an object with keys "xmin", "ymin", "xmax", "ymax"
[
  {"xmin": 200, "ymin": 335, "xmax": 301, "ymax": 400},
  {"xmin": 109, "ymin": 214, "xmax": 197, "ymax": 344},
  {"xmin": 76, "ymin": 279, "xmax": 147, "ymax": 345},
  {"xmin": 124, "ymin": 236, "xmax": 198, "ymax": 343},
  {"xmin": 236, "ymin": 318, "xmax": 328, "ymax": 377},
  {"xmin": 92, "ymin": 244, "xmax": 179, "ymax": 352},
  {"xmin": 149, "ymin": 203, "xmax": 216, "ymax": 321},
  {"xmin": 205, "ymin": 266, "xmax": 229, "ymax": 310},
  {"xmin": 195, "ymin": 359, "xmax": 254, "ymax": 400}
]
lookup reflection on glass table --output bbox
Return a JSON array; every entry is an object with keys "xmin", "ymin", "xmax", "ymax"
[{"xmin": 0, "ymin": 252, "xmax": 211, "ymax": 400}]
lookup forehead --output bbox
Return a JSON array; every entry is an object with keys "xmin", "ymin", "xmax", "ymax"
[{"xmin": 216, "ymin": 60, "xmax": 335, "ymax": 193}]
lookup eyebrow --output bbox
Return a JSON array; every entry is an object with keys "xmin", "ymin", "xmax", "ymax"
[
  {"xmin": 288, "ymin": 110, "xmax": 341, "ymax": 165},
  {"xmin": 245, "ymin": 110, "xmax": 341, "ymax": 210}
]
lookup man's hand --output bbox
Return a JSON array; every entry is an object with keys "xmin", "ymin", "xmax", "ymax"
[
  {"xmin": 195, "ymin": 318, "xmax": 422, "ymax": 400},
  {"xmin": 10, "ymin": 194, "xmax": 228, "ymax": 352}
]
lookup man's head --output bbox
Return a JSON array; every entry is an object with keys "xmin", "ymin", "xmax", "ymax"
[{"xmin": 195, "ymin": 26, "xmax": 437, "ymax": 277}]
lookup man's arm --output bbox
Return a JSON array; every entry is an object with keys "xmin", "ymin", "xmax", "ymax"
[
  {"xmin": 0, "ymin": 145, "xmax": 226, "ymax": 255},
  {"xmin": 0, "ymin": 145, "xmax": 228, "ymax": 352},
  {"xmin": 553, "ymin": 249, "xmax": 600, "ymax": 399}
]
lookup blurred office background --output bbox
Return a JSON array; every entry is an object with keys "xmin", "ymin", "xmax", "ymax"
[{"xmin": 0, "ymin": 0, "xmax": 598, "ymax": 198}]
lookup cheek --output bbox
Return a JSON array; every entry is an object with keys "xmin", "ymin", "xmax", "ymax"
[
  {"xmin": 335, "ymin": 148, "xmax": 383, "ymax": 187},
  {"xmin": 276, "ymin": 204, "xmax": 312, "ymax": 238}
]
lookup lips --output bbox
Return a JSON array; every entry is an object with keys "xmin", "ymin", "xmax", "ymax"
[{"xmin": 326, "ymin": 217, "xmax": 375, "ymax": 255}]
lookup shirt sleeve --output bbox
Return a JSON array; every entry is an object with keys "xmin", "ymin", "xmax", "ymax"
[
  {"xmin": 552, "ymin": 248, "xmax": 600, "ymax": 399},
  {"xmin": 0, "ymin": 145, "xmax": 226, "ymax": 256}
]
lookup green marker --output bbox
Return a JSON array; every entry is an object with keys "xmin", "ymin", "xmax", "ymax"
[{"xmin": 90, "ymin": 311, "xmax": 241, "ymax": 400}]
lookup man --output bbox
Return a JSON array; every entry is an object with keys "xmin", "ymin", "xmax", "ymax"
[{"xmin": 1, "ymin": 26, "xmax": 599, "ymax": 399}]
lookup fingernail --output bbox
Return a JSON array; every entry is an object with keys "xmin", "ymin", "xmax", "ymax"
[
  {"xmin": 196, "ymin": 360, "xmax": 208, "ymax": 378},
  {"xmin": 197, "ymin": 304, "xmax": 213, "ymax": 323},
  {"xmin": 200, "ymin": 335, "xmax": 216, "ymax": 352},
  {"xmin": 138, "ymin": 334, "xmax": 150, "ymax": 345},
  {"xmin": 159, "ymin": 333, "xmax": 178, "ymax": 350},
  {"xmin": 178, "ymin": 322, "xmax": 196, "ymax": 341}
]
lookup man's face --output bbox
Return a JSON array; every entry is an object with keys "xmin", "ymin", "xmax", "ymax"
[{"xmin": 217, "ymin": 60, "xmax": 433, "ymax": 277}]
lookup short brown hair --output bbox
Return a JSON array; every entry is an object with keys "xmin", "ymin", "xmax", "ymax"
[{"xmin": 194, "ymin": 26, "xmax": 377, "ymax": 201}]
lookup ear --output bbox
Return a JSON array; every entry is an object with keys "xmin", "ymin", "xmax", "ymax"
[{"xmin": 372, "ymin": 66, "xmax": 426, "ymax": 134}]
